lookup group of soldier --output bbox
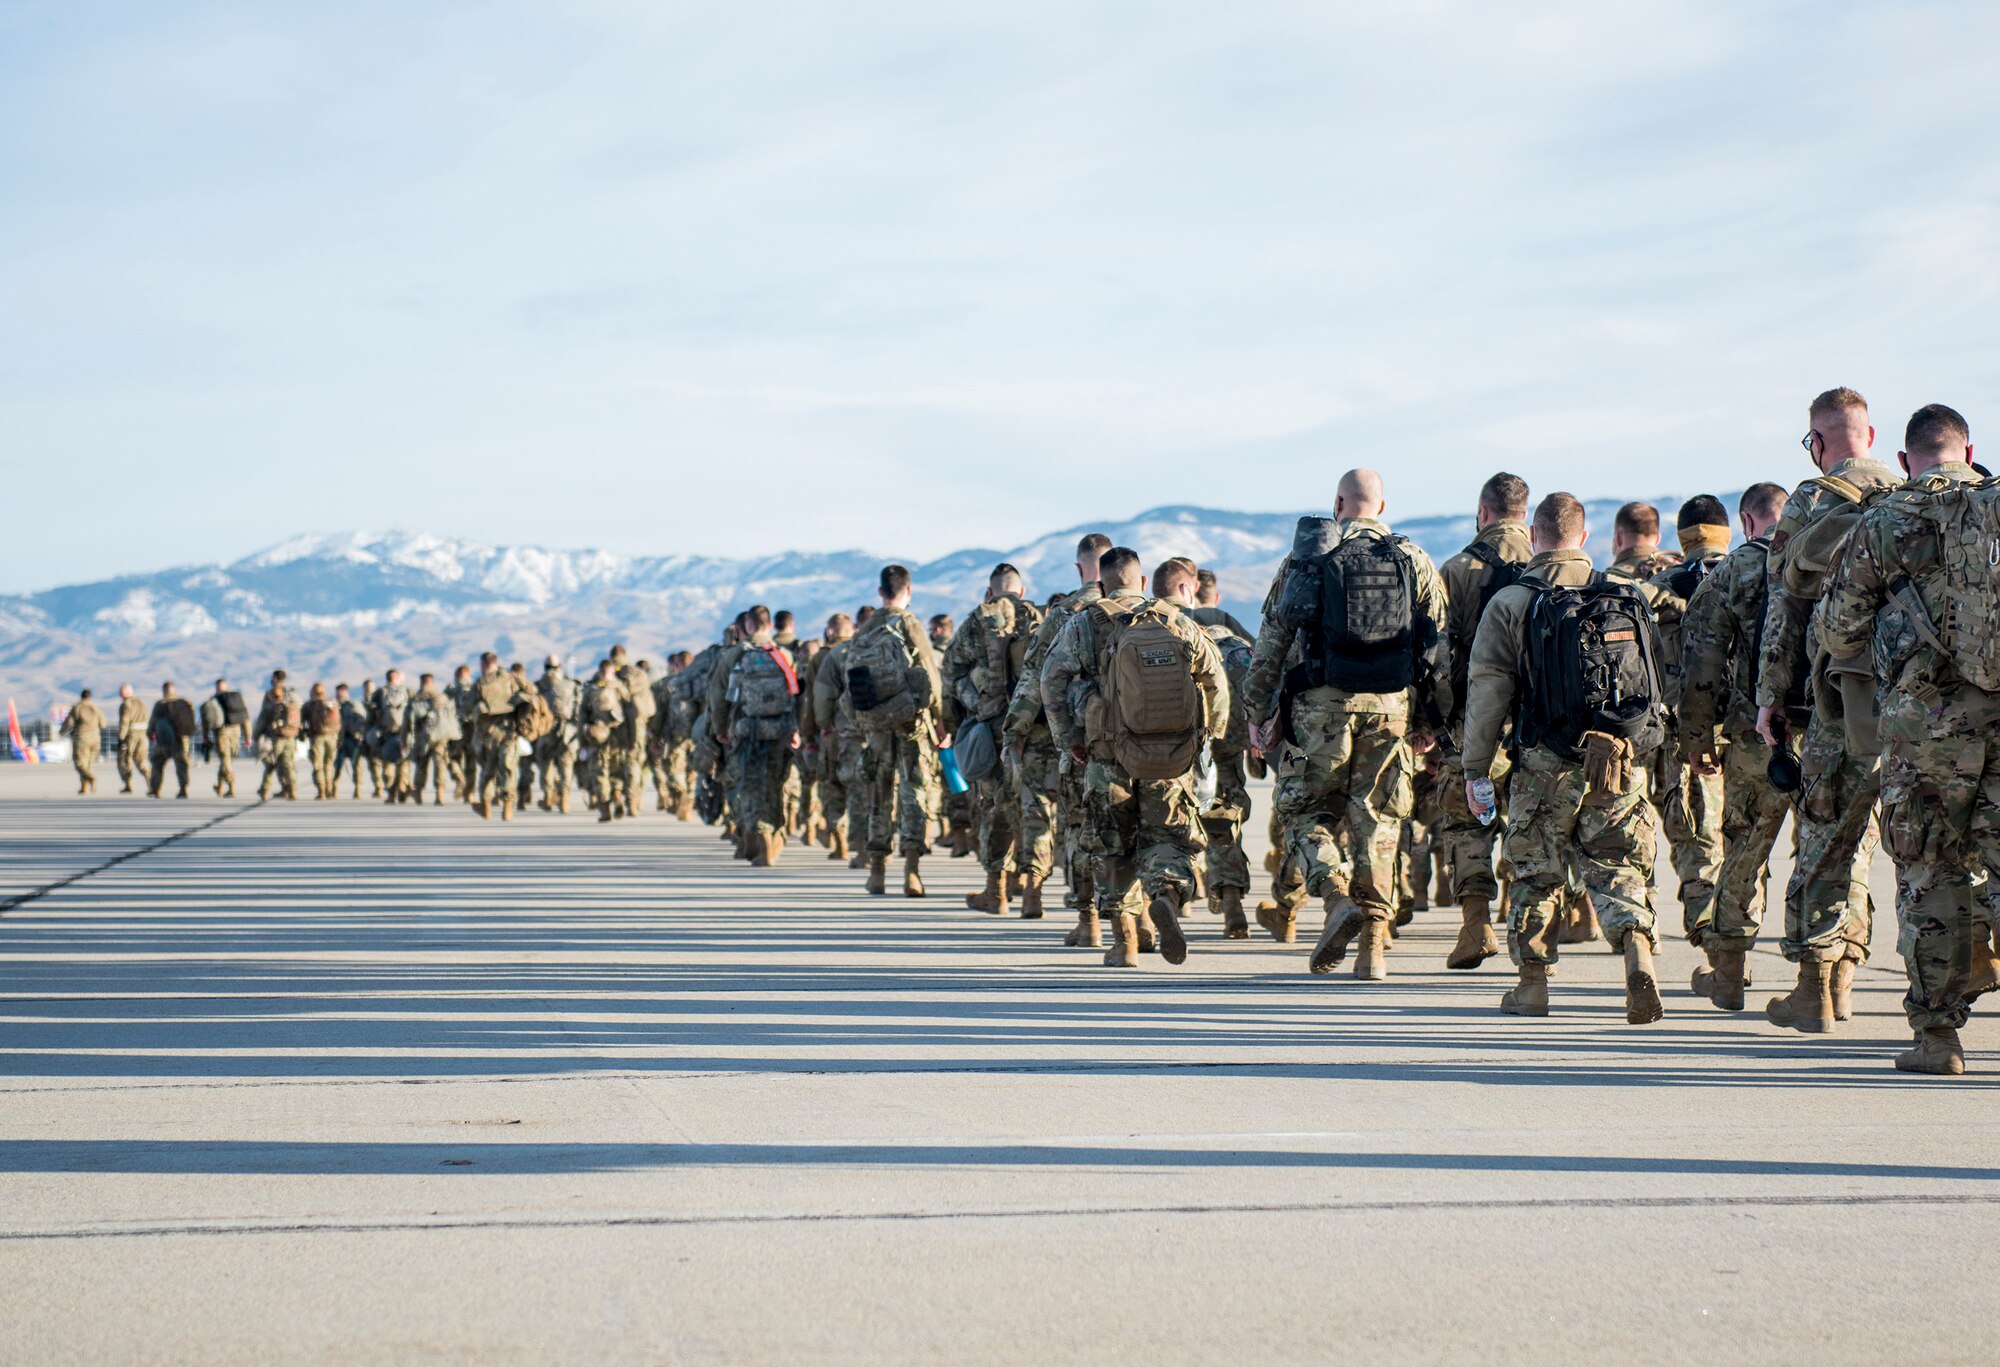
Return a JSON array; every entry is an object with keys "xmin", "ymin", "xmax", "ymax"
[{"xmin": 51, "ymin": 387, "xmax": 2000, "ymax": 1076}]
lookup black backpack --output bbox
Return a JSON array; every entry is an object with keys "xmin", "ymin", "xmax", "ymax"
[
  {"xmin": 1515, "ymin": 576, "xmax": 1667, "ymax": 762},
  {"xmin": 1276, "ymin": 529, "xmax": 1421, "ymax": 693},
  {"xmin": 217, "ymin": 690, "xmax": 248, "ymax": 726}
]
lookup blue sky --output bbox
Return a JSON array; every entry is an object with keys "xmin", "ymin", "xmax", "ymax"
[{"xmin": 4, "ymin": 0, "xmax": 1998, "ymax": 592}]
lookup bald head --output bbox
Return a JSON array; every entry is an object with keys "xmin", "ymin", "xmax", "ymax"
[{"xmin": 1335, "ymin": 469, "xmax": 1386, "ymax": 521}]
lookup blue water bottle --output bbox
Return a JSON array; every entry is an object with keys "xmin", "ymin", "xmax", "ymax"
[{"xmin": 939, "ymin": 745, "xmax": 969, "ymax": 795}]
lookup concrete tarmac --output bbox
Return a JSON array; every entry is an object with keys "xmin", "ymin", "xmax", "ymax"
[{"xmin": 1, "ymin": 762, "xmax": 1995, "ymax": 1365}]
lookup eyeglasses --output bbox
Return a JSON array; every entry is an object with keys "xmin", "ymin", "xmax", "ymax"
[{"xmin": 1801, "ymin": 430, "xmax": 1822, "ymax": 456}]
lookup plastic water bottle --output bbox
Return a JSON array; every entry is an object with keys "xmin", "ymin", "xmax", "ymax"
[
  {"xmin": 939, "ymin": 745, "xmax": 969, "ymax": 796},
  {"xmin": 1469, "ymin": 777, "xmax": 1497, "ymax": 826}
]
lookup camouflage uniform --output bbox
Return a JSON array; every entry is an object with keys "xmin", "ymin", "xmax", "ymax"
[
  {"xmin": 1435, "ymin": 518, "xmax": 1533, "ymax": 906},
  {"xmin": 1188, "ymin": 605, "xmax": 1255, "ymax": 913},
  {"xmin": 406, "ymin": 684, "xmax": 460, "ymax": 803},
  {"xmin": 1240, "ymin": 518, "xmax": 1452, "ymax": 934},
  {"xmin": 1006, "ymin": 584, "xmax": 1105, "ymax": 908},
  {"xmin": 843, "ymin": 609, "xmax": 943, "ymax": 859},
  {"xmin": 335, "ymin": 693, "xmax": 369, "ymax": 797},
  {"xmin": 673, "ymin": 643, "xmax": 727, "ymax": 824},
  {"xmin": 1676, "ymin": 534, "xmax": 1791, "ymax": 950},
  {"xmin": 1462, "ymin": 549, "xmax": 1660, "ymax": 962},
  {"xmin": 60, "ymin": 697, "xmax": 105, "ymax": 792},
  {"xmin": 534, "ymin": 668, "xmax": 581, "ymax": 811},
  {"xmin": 942, "ymin": 593, "xmax": 1044, "ymax": 891},
  {"xmin": 471, "ymin": 668, "xmax": 532, "ymax": 811},
  {"xmin": 615, "ymin": 660, "xmax": 655, "ymax": 816},
  {"xmin": 254, "ymin": 686, "xmax": 301, "ymax": 800},
  {"xmin": 803, "ymin": 636, "xmax": 864, "ymax": 853},
  {"xmin": 442, "ymin": 675, "xmax": 478, "ymax": 800},
  {"xmin": 146, "ymin": 696, "xmax": 196, "ymax": 798},
  {"xmin": 206, "ymin": 690, "xmax": 246, "ymax": 797},
  {"xmin": 1757, "ymin": 456, "xmax": 1900, "ymax": 963},
  {"xmin": 371, "ymin": 682, "xmax": 413, "ymax": 801},
  {"xmin": 579, "ymin": 673, "xmax": 630, "ymax": 816},
  {"xmin": 1819, "ymin": 461, "xmax": 1994, "ymax": 1034},
  {"xmin": 1040, "ymin": 590, "xmax": 1229, "ymax": 914},
  {"xmin": 115, "ymin": 695, "xmax": 148, "ymax": 794},
  {"xmin": 710, "ymin": 632, "xmax": 801, "ymax": 848},
  {"xmin": 302, "ymin": 691, "xmax": 341, "ymax": 798}
]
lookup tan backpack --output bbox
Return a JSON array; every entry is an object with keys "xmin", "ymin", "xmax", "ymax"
[
  {"xmin": 1775, "ymin": 473, "xmax": 1890, "ymax": 602},
  {"xmin": 514, "ymin": 687, "xmax": 555, "ymax": 741},
  {"xmin": 1085, "ymin": 600, "xmax": 1204, "ymax": 781}
]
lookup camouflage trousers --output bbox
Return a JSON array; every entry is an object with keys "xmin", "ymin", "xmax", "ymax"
[
  {"xmin": 1078, "ymin": 758, "xmax": 1207, "ymax": 913},
  {"xmin": 1399, "ymin": 758, "xmax": 1448, "ymax": 907},
  {"xmin": 1502, "ymin": 746, "xmax": 1658, "ymax": 964},
  {"xmin": 448, "ymin": 736, "xmax": 474, "ymax": 797},
  {"xmin": 476, "ymin": 724, "xmax": 521, "ymax": 807},
  {"xmin": 533, "ymin": 735, "xmax": 575, "ymax": 807},
  {"xmin": 213, "ymin": 725, "xmax": 242, "ymax": 795},
  {"xmin": 308, "ymin": 734, "xmax": 338, "ymax": 797},
  {"xmin": 413, "ymin": 740, "xmax": 453, "ymax": 802},
  {"xmin": 1269, "ymin": 698, "xmax": 1413, "ymax": 925},
  {"xmin": 117, "ymin": 733, "xmax": 147, "ymax": 792},
  {"xmin": 1878, "ymin": 688, "xmax": 2000, "ymax": 1032},
  {"xmin": 865, "ymin": 729, "xmax": 940, "ymax": 857},
  {"xmin": 655, "ymin": 737, "xmax": 693, "ymax": 809},
  {"xmin": 1266, "ymin": 805, "xmax": 1313, "ymax": 914},
  {"xmin": 1010, "ymin": 739, "xmax": 1060, "ymax": 883},
  {"xmin": 1200, "ymin": 745, "xmax": 1252, "ymax": 901},
  {"xmin": 1655, "ymin": 750, "xmax": 1724, "ymax": 936},
  {"xmin": 732, "ymin": 738, "xmax": 793, "ymax": 840},
  {"xmin": 1780, "ymin": 708, "xmax": 1878, "ymax": 964},
  {"xmin": 941, "ymin": 782, "xmax": 974, "ymax": 845},
  {"xmin": 974, "ymin": 772, "xmax": 1018, "ymax": 876},
  {"xmin": 333, "ymin": 736, "xmax": 365, "ymax": 796},
  {"xmin": 1693, "ymin": 732, "xmax": 1792, "ymax": 952},
  {"xmin": 828, "ymin": 732, "xmax": 871, "ymax": 849},
  {"xmin": 258, "ymin": 738, "xmax": 298, "ymax": 799},
  {"xmin": 71, "ymin": 736, "xmax": 99, "ymax": 788},
  {"xmin": 148, "ymin": 737, "xmax": 191, "ymax": 796},
  {"xmin": 1435, "ymin": 751, "xmax": 1511, "ymax": 904}
]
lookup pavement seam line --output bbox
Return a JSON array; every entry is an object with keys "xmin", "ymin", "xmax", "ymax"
[
  {"xmin": 0, "ymin": 804, "xmax": 259, "ymax": 916},
  {"xmin": 4, "ymin": 1191, "xmax": 1999, "ymax": 1242}
]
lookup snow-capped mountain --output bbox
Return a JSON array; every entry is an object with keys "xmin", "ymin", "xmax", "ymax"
[{"xmin": 0, "ymin": 498, "xmax": 1691, "ymax": 720}]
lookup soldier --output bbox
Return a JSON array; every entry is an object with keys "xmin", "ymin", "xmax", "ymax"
[
  {"xmin": 929, "ymin": 612, "xmax": 975, "ymax": 857},
  {"xmin": 203, "ymin": 678, "xmax": 249, "ymax": 798},
  {"xmin": 443, "ymin": 664, "xmax": 478, "ymax": 802},
  {"xmin": 1641, "ymin": 496, "xmax": 1736, "ymax": 952},
  {"xmin": 1005, "ymin": 532, "xmax": 1113, "ymax": 947},
  {"xmin": 534, "ymin": 656, "xmax": 581, "ymax": 814},
  {"xmin": 59, "ymin": 689, "xmax": 105, "ymax": 794},
  {"xmin": 333, "ymin": 683, "xmax": 369, "ymax": 798},
  {"xmin": 407, "ymin": 672, "xmax": 461, "ymax": 805},
  {"xmin": 649, "ymin": 651, "xmax": 694, "ymax": 819},
  {"xmin": 609, "ymin": 646, "xmax": 654, "ymax": 818},
  {"xmin": 1678, "ymin": 482, "xmax": 1793, "ymax": 1009},
  {"xmin": 1241, "ymin": 470, "xmax": 1452, "ymax": 980},
  {"xmin": 114, "ymin": 684, "xmax": 148, "ymax": 794},
  {"xmin": 254, "ymin": 670, "xmax": 302, "ymax": 801},
  {"xmin": 711, "ymin": 605, "xmax": 802, "ymax": 865},
  {"xmin": 580, "ymin": 658, "xmax": 630, "ymax": 823},
  {"xmin": 674, "ymin": 628, "xmax": 735, "ymax": 828},
  {"xmin": 470, "ymin": 651, "xmax": 531, "ymax": 820},
  {"xmin": 1755, "ymin": 387, "xmax": 1899, "ymax": 1031},
  {"xmin": 146, "ymin": 682, "xmax": 197, "ymax": 799},
  {"xmin": 806, "ymin": 612, "xmax": 868, "ymax": 864},
  {"xmin": 301, "ymin": 683, "xmax": 342, "ymax": 799},
  {"xmin": 841, "ymin": 567, "xmax": 944, "ymax": 897},
  {"xmin": 1040, "ymin": 547, "xmax": 1229, "ymax": 967},
  {"xmin": 1818, "ymin": 403, "xmax": 1997, "ymax": 1074},
  {"xmin": 356, "ymin": 678, "xmax": 383, "ymax": 798},
  {"xmin": 1462, "ymin": 492, "xmax": 1668, "ymax": 1023},
  {"xmin": 942, "ymin": 564, "xmax": 1045, "ymax": 916},
  {"xmin": 1177, "ymin": 559, "xmax": 1257, "ymax": 938},
  {"xmin": 371, "ymin": 670, "xmax": 414, "ymax": 804}
]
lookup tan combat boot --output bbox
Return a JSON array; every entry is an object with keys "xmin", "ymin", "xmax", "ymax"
[
  {"xmin": 829, "ymin": 828, "xmax": 849, "ymax": 861},
  {"xmin": 966, "ymin": 871, "xmax": 1006, "ymax": 915},
  {"xmin": 1255, "ymin": 900, "xmax": 1297, "ymax": 944},
  {"xmin": 1308, "ymin": 899, "xmax": 1363, "ymax": 975},
  {"xmin": 1895, "ymin": 1026, "xmax": 1966, "ymax": 1076},
  {"xmin": 1445, "ymin": 896, "xmax": 1499, "ymax": 970},
  {"xmin": 1692, "ymin": 948, "xmax": 1747, "ymax": 1012},
  {"xmin": 1558, "ymin": 896, "xmax": 1602, "ymax": 944},
  {"xmin": 1147, "ymin": 892, "xmax": 1188, "ymax": 966},
  {"xmin": 865, "ymin": 854, "xmax": 887, "ymax": 895},
  {"xmin": 1966, "ymin": 932, "xmax": 2000, "ymax": 999},
  {"xmin": 1020, "ymin": 880, "xmax": 1045, "ymax": 920},
  {"xmin": 675, "ymin": 794, "xmax": 695, "ymax": 822},
  {"xmin": 1624, "ymin": 935, "xmax": 1663, "ymax": 1024},
  {"xmin": 1353, "ymin": 918, "xmax": 1388, "ymax": 981},
  {"xmin": 1501, "ymin": 961, "xmax": 1550, "ymax": 1016},
  {"xmin": 1063, "ymin": 909, "xmax": 1100, "ymax": 948},
  {"xmin": 1103, "ymin": 913, "xmax": 1141, "ymax": 968},
  {"xmin": 1134, "ymin": 915, "xmax": 1156, "ymax": 953},
  {"xmin": 1765, "ymin": 960, "xmax": 1834, "ymax": 1033},
  {"xmin": 499, "ymin": 796, "xmax": 514, "ymax": 822},
  {"xmin": 902, "ymin": 854, "xmax": 925, "ymax": 898},
  {"xmin": 1219, "ymin": 887, "xmax": 1249, "ymax": 940},
  {"xmin": 473, "ymin": 798, "xmax": 490, "ymax": 819},
  {"xmin": 1830, "ymin": 956, "xmax": 1857, "ymax": 1021}
]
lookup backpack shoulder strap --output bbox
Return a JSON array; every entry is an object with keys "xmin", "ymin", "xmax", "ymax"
[{"xmin": 1813, "ymin": 473, "xmax": 1865, "ymax": 506}]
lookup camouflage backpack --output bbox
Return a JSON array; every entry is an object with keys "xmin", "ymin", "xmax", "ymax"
[
  {"xmin": 477, "ymin": 671, "xmax": 518, "ymax": 717},
  {"xmin": 845, "ymin": 613, "xmax": 923, "ymax": 732},
  {"xmin": 729, "ymin": 644, "xmax": 799, "ymax": 740},
  {"xmin": 977, "ymin": 596, "xmax": 1045, "ymax": 721},
  {"xmin": 1774, "ymin": 473, "xmax": 1892, "ymax": 603},
  {"xmin": 1885, "ymin": 480, "xmax": 2000, "ymax": 693},
  {"xmin": 1202, "ymin": 623, "xmax": 1254, "ymax": 754},
  {"xmin": 1082, "ymin": 599, "xmax": 1205, "ymax": 781}
]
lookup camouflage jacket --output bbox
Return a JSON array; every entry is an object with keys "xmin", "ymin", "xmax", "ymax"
[
  {"xmin": 1677, "ymin": 536, "xmax": 1772, "ymax": 747},
  {"xmin": 62, "ymin": 698, "xmax": 106, "ymax": 740},
  {"xmin": 1440, "ymin": 518, "xmax": 1533, "ymax": 727},
  {"xmin": 581, "ymin": 675, "xmax": 629, "ymax": 737},
  {"xmin": 1646, "ymin": 546, "xmax": 1729, "ymax": 711},
  {"xmin": 1240, "ymin": 516, "xmax": 1452, "ymax": 727},
  {"xmin": 1818, "ymin": 463, "xmax": 1989, "ymax": 699},
  {"xmin": 1755, "ymin": 455, "xmax": 1900, "ymax": 710},
  {"xmin": 1461, "ymin": 548, "xmax": 1597, "ymax": 774},
  {"xmin": 805, "ymin": 636, "xmax": 860, "ymax": 740},
  {"xmin": 1003, "ymin": 583, "xmax": 1101, "ymax": 744},
  {"xmin": 836, "ymin": 609, "xmax": 941, "ymax": 734},
  {"xmin": 1038, "ymin": 590, "xmax": 1229, "ymax": 757},
  {"xmin": 117, "ymin": 695, "xmax": 147, "ymax": 739},
  {"xmin": 444, "ymin": 678, "xmax": 479, "ymax": 729}
]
